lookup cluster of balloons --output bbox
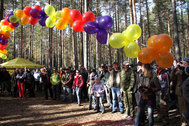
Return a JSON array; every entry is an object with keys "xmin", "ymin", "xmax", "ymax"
[
  {"xmin": 84, "ymin": 16, "xmax": 113, "ymax": 44},
  {"xmin": 138, "ymin": 34, "xmax": 173, "ymax": 68},
  {"xmin": 109, "ymin": 24, "xmax": 141, "ymax": 58}
]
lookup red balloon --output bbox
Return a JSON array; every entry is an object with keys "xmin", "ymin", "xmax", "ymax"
[
  {"xmin": 33, "ymin": 5, "xmax": 41, "ymax": 11},
  {"xmin": 9, "ymin": 23, "xmax": 16, "ymax": 29},
  {"xmin": 2, "ymin": 19, "xmax": 9, "ymax": 25},
  {"xmin": 0, "ymin": 44, "xmax": 5, "ymax": 50},
  {"xmin": 82, "ymin": 11, "xmax": 95, "ymax": 23},
  {"xmin": 0, "ymin": 34, "xmax": 7, "ymax": 40},
  {"xmin": 70, "ymin": 9, "xmax": 82, "ymax": 21},
  {"xmin": 29, "ymin": 16, "xmax": 38, "ymax": 25},
  {"xmin": 73, "ymin": 20, "xmax": 85, "ymax": 32},
  {"xmin": 24, "ymin": 6, "xmax": 32, "ymax": 16}
]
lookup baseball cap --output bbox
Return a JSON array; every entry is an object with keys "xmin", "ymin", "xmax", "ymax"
[{"xmin": 123, "ymin": 61, "xmax": 129, "ymax": 66}]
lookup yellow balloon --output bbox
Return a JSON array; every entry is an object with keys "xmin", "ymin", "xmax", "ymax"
[
  {"xmin": 15, "ymin": 9, "xmax": 24, "ymax": 18},
  {"xmin": 122, "ymin": 24, "xmax": 142, "ymax": 41},
  {"xmin": 124, "ymin": 41, "xmax": 140, "ymax": 58},
  {"xmin": 55, "ymin": 11, "xmax": 62, "ymax": 19},
  {"xmin": 46, "ymin": 17, "xmax": 56, "ymax": 28},
  {"xmin": 0, "ymin": 53, "xmax": 7, "ymax": 59},
  {"xmin": 56, "ymin": 18, "xmax": 68, "ymax": 30},
  {"xmin": 109, "ymin": 33, "xmax": 129, "ymax": 48},
  {"xmin": 0, "ymin": 49, "xmax": 7, "ymax": 54}
]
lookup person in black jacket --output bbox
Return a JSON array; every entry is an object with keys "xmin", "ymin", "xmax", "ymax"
[
  {"xmin": 1, "ymin": 67, "xmax": 11, "ymax": 95},
  {"xmin": 25, "ymin": 70, "xmax": 35, "ymax": 97}
]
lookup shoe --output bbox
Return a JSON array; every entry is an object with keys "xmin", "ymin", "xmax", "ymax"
[
  {"xmin": 112, "ymin": 110, "xmax": 117, "ymax": 113},
  {"xmin": 120, "ymin": 111, "xmax": 124, "ymax": 114},
  {"xmin": 88, "ymin": 107, "xmax": 92, "ymax": 110},
  {"xmin": 122, "ymin": 115, "xmax": 129, "ymax": 119}
]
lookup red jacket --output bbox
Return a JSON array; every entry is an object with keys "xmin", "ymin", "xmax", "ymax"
[{"xmin": 72, "ymin": 75, "xmax": 84, "ymax": 89}]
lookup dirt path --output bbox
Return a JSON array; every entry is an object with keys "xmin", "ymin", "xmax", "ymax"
[{"xmin": 0, "ymin": 96, "xmax": 181, "ymax": 126}]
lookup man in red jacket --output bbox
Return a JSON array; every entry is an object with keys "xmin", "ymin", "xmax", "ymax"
[{"xmin": 72, "ymin": 70, "xmax": 84, "ymax": 106}]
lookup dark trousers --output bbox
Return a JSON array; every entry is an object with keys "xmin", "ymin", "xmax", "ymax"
[
  {"xmin": 52, "ymin": 84, "xmax": 60, "ymax": 100},
  {"xmin": 44, "ymin": 83, "xmax": 53, "ymax": 99}
]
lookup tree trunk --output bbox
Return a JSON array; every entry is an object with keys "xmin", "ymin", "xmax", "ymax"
[
  {"xmin": 115, "ymin": 1, "xmax": 120, "ymax": 64},
  {"xmin": 172, "ymin": 0, "xmax": 181, "ymax": 61},
  {"xmin": 145, "ymin": 0, "xmax": 150, "ymax": 38},
  {"xmin": 0, "ymin": 0, "xmax": 4, "ymax": 20},
  {"xmin": 187, "ymin": 1, "xmax": 189, "ymax": 57},
  {"xmin": 132, "ymin": 0, "xmax": 137, "ymax": 24},
  {"xmin": 58, "ymin": 0, "xmax": 62, "ymax": 68},
  {"xmin": 96, "ymin": 0, "xmax": 99, "ymax": 69},
  {"xmin": 166, "ymin": 1, "xmax": 171, "ymax": 36},
  {"xmin": 139, "ymin": 0, "xmax": 143, "ymax": 45},
  {"xmin": 29, "ymin": 25, "xmax": 33, "ymax": 60},
  {"xmin": 157, "ymin": 1, "xmax": 163, "ymax": 34},
  {"xmin": 129, "ymin": 0, "xmax": 133, "ymax": 24}
]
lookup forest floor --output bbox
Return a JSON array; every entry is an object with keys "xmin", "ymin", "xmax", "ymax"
[{"xmin": 0, "ymin": 93, "xmax": 182, "ymax": 126}]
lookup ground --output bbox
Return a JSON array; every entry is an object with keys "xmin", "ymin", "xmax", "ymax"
[{"xmin": 0, "ymin": 95, "xmax": 181, "ymax": 126}]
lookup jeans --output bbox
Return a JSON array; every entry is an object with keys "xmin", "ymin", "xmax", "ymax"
[
  {"xmin": 111, "ymin": 87, "xmax": 124, "ymax": 112},
  {"xmin": 75, "ymin": 87, "xmax": 81, "ymax": 105},
  {"xmin": 89, "ymin": 94, "xmax": 96, "ymax": 109},
  {"xmin": 62, "ymin": 87, "xmax": 72, "ymax": 102},
  {"xmin": 184, "ymin": 101, "xmax": 189, "ymax": 122},
  {"xmin": 96, "ymin": 96, "xmax": 105, "ymax": 112},
  {"xmin": 104, "ymin": 85, "xmax": 112, "ymax": 107},
  {"xmin": 135, "ymin": 105, "xmax": 154, "ymax": 126}
]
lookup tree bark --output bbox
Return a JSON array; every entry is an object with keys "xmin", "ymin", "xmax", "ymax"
[
  {"xmin": 145, "ymin": 0, "xmax": 150, "ymax": 38},
  {"xmin": 20, "ymin": 0, "xmax": 24, "ymax": 58},
  {"xmin": 132, "ymin": 0, "xmax": 137, "ymax": 24},
  {"xmin": 129, "ymin": 0, "xmax": 133, "ymax": 24},
  {"xmin": 96, "ymin": 0, "xmax": 99, "ymax": 69},
  {"xmin": 187, "ymin": 1, "xmax": 189, "ymax": 57},
  {"xmin": 172, "ymin": 0, "xmax": 181, "ymax": 61},
  {"xmin": 0, "ymin": 0, "xmax": 4, "ymax": 20},
  {"xmin": 58, "ymin": 0, "xmax": 62, "ymax": 68}
]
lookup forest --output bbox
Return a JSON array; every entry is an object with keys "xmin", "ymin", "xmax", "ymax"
[{"xmin": 0, "ymin": 0, "xmax": 188, "ymax": 69}]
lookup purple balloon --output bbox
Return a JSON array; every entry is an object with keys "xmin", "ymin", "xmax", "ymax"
[
  {"xmin": 39, "ymin": 17, "xmax": 47, "ymax": 26},
  {"xmin": 39, "ymin": 6, "xmax": 47, "ymax": 18},
  {"xmin": 8, "ymin": 11, "xmax": 14, "ymax": 16},
  {"xmin": 30, "ymin": 8, "xmax": 40, "ymax": 18},
  {"xmin": 95, "ymin": 16, "xmax": 102, "ymax": 24},
  {"xmin": 0, "ymin": 38, "xmax": 3, "ymax": 44},
  {"xmin": 98, "ymin": 16, "xmax": 113, "ymax": 30},
  {"xmin": 97, "ymin": 29, "xmax": 108, "ymax": 44},
  {"xmin": 12, "ymin": 22, "xmax": 19, "ymax": 27},
  {"xmin": 2, "ymin": 40, "xmax": 8, "ymax": 45},
  {"xmin": 84, "ymin": 21, "xmax": 99, "ymax": 34}
]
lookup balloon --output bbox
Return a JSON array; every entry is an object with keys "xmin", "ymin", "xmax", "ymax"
[
  {"xmin": 138, "ymin": 47, "xmax": 156, "ymax": 64},
  {"xmin": 98, "ymin": 16, "xmax": 113, "ymax": 30},
  {"xmin": 0, "ymin": 49, "xmax": 7, "ymax": 54},
  {"xmin": 82, "ymin": 11, "xmax": 95, "ymax": 23},
  {"xmin": 156, "ymin": 52, "xmax": 173, "ymax": 68},
  {"xmin": 55, "ymin": 11, "xmax": 62, "ymax": 19},
  {"xmin": 122, "ymin": 24, "xmax": 142, "ymax": 41},
  {"xmin": 9, "ymin": 15, "xmax": 19, "ymax": 23},
  {"xmin": 61, "ymin": 8, "xmax": 71, "ymax": 20},
  {"xmin": 45, "ymin": 4, "xmax": 55, "ymax": 17},
  {"xmin": 39, "ymin": 17, "xmax": 47, "ymax": 26},
  {"xmin": 68, "ymin": 18, "xmax": 74, "ymax": 27},
  {"xmin": 3, "ymin": 31, "xmax": 11, "ymax": 39},
  {"xmin": 84, "ymin": 21, "xmax": 99, "ymax": 34},
  {"xmin": 157, "ymin": 34, "xmax": 173, "ymax": 54},
  {"xmin": 124, "ymin": 41, "xmax": 140, "ymax": 58},
  {"xmin": 24, "ymin": 6, "xmax": 32, "ymax": 16},
  {"xmin": 8, "ymin": 11, "xmax": 14, "ymax": 16},
  {"xmin": 30, "ymin": 8, "xmax": 40, "ymax": 18},
  {"xmin": 18, "ymin": 20, "xmax": 24, "ymax": 25},
  {"xmin": 33, "ymin": 5, "xmax": 41, "ymax": 11},
  {"xmin": 70, "ymin": 9, "xmax": 82, "ymax": 21},
  {"xmin": 29, "ymin": 16, "xmax": 38, "ymax": 25},
  {"xmin": 0, "ymin": 53, "xmax": 7, "ymax": 59},
  {"xmin": 147, "ymin": 35, "xmax": 159, "ymax": 53},
  {"xmin": 21, "ymin": 15, "xmax": 29, "ymax": 25},
  {"xmin": 1, "ymin": 19, "xmax": 9, "ymax": 25},
  {"xmin": 9, "ymin": 23, "xmax": 16, "ymax": 29},
  {"xmin": 15, "ymin": 9, "xmax": 24, "ymax": 18},
  {"xmin": 72, "ymin": 20, "xmax": 85, "ymax": 32},
  {"xmin": 0, "ymin": 44, "xmax": 5, "ymax": 50},
  {"xmin": 109, "ymin": 33, "xmax": 129, "ymax": 48},
  {"xmin": 97, "ymin": 29, "xmax": 108, "ymax": 44},
  {"xmin": 56, "ymin": 18, "xmax": 68, "ymax": 30},
  {"xmin": 45, "ymin": 17, "xmax": 56, "ymax": 28},
  {"xmin": 12, "ymin": 22, "xmax": 19, "ymax": 27},
  {"xmin": 39, "ymin": 6, "xmax": 47, "ymax": 18},
  {"xmin": 95, "ymin": 16, "xmax": 102, "ymax": 24}
]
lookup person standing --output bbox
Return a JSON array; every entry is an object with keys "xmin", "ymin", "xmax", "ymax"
[
  {"xmin": 33, "ymin": 69, "xmax": 41, "ymax": 92},
  {"xmin": 25, "ymin": 70, "xmax": 35, "ymax": 97},
  {"xmin": 121, "ymin": 61, "xmax": 135, "ymax": 120},
  {"xmin": 61, "ymin": 68, "xmax": 73, "ymax": 102},
  {"xmin": 1, "ymin": 67, "xmax": 11, "ymax": 95},
  {"xmin": 50, "ymin": 68, "xmax": 61, "ymax": 100},
  {"xmin": 72, "ymin": 70, "xmax": 84, "ymax": 106},
  {"xmin": 16, "ymin": 69, "xmax": 26, "ymax": 98},
  {"xmin": 109, "ymin": 62, "xmax": 124, "ymax": 114}
]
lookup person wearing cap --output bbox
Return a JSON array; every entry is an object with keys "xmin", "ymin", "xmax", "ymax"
[
  {"xmin": 121, "ymin": 61, "xmax": 135, "ymax": 120},
  {"xmin": 61, "ymin": 68, "xmax": 73, "ymax": 102},
  {"xmin": 72, "ymin": 70, "xmax": 84, "ymax": 106},
  {"xmin": 109, "ymin": 62, "xmax": 124, "ymax": 114},
  {"xmin": 50, "ymin": 68, "xmax": 61, "ymax": 100}
]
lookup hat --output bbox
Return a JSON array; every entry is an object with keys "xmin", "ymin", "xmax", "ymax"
[
  {"xmin": 185, "ymin": 66, "xmax": 189, "ymax": 75},
  {"xmin": 123, "ymin": 61, "xmax": 129, "ymax": 66},
  {"xmin": 183, "ymin": 58, "xmax": 189, "ymax": 63},
  {"xmin": 76, "ymin": 70, "xmax": 80, "ymax": 73}
]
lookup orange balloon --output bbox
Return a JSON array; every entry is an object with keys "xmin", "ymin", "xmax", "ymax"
[
  {"xmin": 4, "ymin": 31, "xmax": 11, "ymax": 39},
  {"xmin": 55, "ymin": 18, "xmax": 68, "ymax": 30},
  {"xmin": 147, "ymin": 35, "xmax": 160, "ymax": 52},
  {"xmin": 21, "ymin": 15, "xmax": 29, "ymax": 25},
  {"xmin": 157, "ymin": 34, "xmax": 173, "ymax": 54},
  {"xmin": 61, "ymin": 8, "xmax": 71, "ymax": 20},
  {"xmin": 15, "ymin": 9, "xmax": 25, "ymax": 18},
  {"xmin": 138, "ymin": 47, "xmax": 157, "ymax": 64},
  {"xmin": 68, "ymin": 18, "xmax": 74, "ymax": 27},
  {"xmin": 156, "ymin": 52, "xmax": 173, "ymax": 68},
  {"xmin": 0, "ymin": 49, "xmax": 7, "ymax": 54}
]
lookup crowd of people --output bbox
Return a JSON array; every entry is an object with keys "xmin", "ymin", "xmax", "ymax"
[{"xmin": 0, "ymin": 58, "xmax": 189, "ymax": 126}]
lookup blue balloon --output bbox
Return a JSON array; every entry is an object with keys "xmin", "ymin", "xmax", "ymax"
[
  {"xmin": 39, "ymin": 17, "xmax": 47, "ymax": 26},
  {"xmin": 39, "ymin": 6, "xmax": 47, "ymax": 18},
  {"xmin": 30, "ymin": 8, "xmax": 40, "ymax": 18},
  {"xmin": 97, "ymin": 29, "xmax": 108, "ymax": 44},
  {"xmin": 98, "ymin": 16, "xmax": 113, "ymax": 30},
  {"xmin": 84, "ymin": 21, "xmax": 99, "ymax": 34},
  {"xmin": 12, "ymin": 22, "xmax": 19, "ymax": 27}
]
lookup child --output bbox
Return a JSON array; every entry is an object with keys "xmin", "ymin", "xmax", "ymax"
[{"xmin": 92, "ymin": 77, "xmax": 105, "ymax": 113}]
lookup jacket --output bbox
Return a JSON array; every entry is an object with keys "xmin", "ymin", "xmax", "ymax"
[
  {"xmin": 72, "ymin": 75, "xmax": 84, "ymax": 89},
  {"xmin": 50, "ymin": 73, "xmax": 60, "ymax": 86},
  {"xmin": 109, "ymin": 70, "xmax": 121, "ymax": 88},
  {"xmin": 87, "ymin": 79, "xmax": 95, "ymax": 95},
  {"xmin": 92, "ymin": 83, "xmax": 105, "ymax": 97},
  {"xmin": 61, "ymin": 72, "xmax": 73, "ymax": 88},
  {"xmin": 182, "ymin": 77, "xmax": 189, "ymax": 104},
  {"xmin": 120, "ymin": 68, "xmax": 135, "ymax": 93}
]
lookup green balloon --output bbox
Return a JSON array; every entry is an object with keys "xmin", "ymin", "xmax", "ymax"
[
  {"xmin": 0, "ymin": 54, "xmax": 7, "ymax": 59},
  {"xmin": 45, "ymin": 17, "xmax": 56, "ymax": 28},
  {"xmin": 122, "ymin": 24, "xmax": 142, "ymax": 41},
  {"xmin": 109, "ymin": 33, "xmax": 129, "ymax": 49},
  {"xmin": 124, "ymin": 41, "xmax": 140, "ymax": 59},
  {"xmin": 45, "ymin": 4, "xmax": 55, "ymax": 17},
  {"xmin": 9, "ymin": 15, "xmax": 19, "ymax": 23},
  {"xmin": 55, "ymin": 11, "xmax": 62, "ymax": 19}
]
